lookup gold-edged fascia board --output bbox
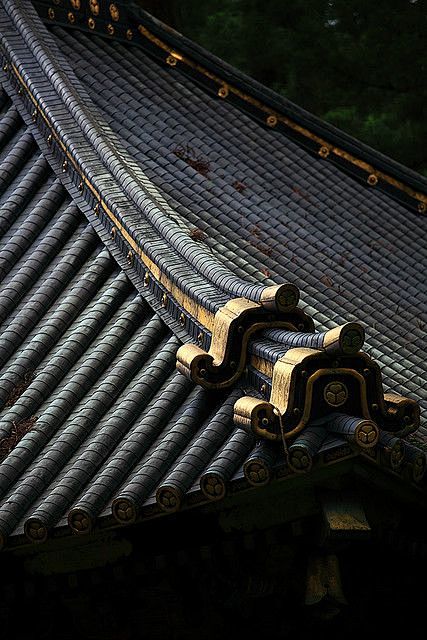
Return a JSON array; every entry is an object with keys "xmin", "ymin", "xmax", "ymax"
[
  {"xmin": 2, "ymin": 58, "xmax": 219, "ymax": 337},
  {"xmin": 136, "ymin": 25, "xmax": 427, "ymax": 214},
  {"xmin": 176, "ymin": 296, "xmax": 313, "ymax": 390},
  {"xmin": 234, "ymin": 348, "xmax": 420, "ymax": 441}
]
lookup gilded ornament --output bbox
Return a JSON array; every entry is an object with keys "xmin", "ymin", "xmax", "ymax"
[
  {"xmin": 48, "ymin": 7, "xmax": 55, "ymax": 19},
  {"xmin": 218, "ymin": 85, "xmax": 229, "ymax": 98},
  {"xmin": 266, "ymin": 115, "xmax": 277, "ymax": 127},
  {"xmin": 126, "ymin": 29, "xmax": 133, "ymax": 40},
  {"xmin": 318, "ymin": 146, "xmax": 330, "ymax": 158},
  {"xmin": 166, "ymin": 55, "xmax": 177, "ymax": 66},
  {"xmin": 109, "ymin": 3, "xmax": 120, "ymax": 21},
  {"xmin": 323, "ymin": 381, "xmax": 348, "ymax": 407},
  {"xmin": 88, "ymin": 17, "xmax": 95, "ymax": 29},
  {"xmin": 67, "ymin": 11, "xmax": 75, "ymax": 23},
  {"xmin": 89, "ymin": 0, "xmax": 99, "ymax": 15},
  {"xmin": 70, "ymin": 0, "xmax": 81, "ymax": 9},
  {"xmin": 367, "ymin": 173, "xmax": 378, "ymax": 186},
  {"xmin": 106, "ymin": 23, "xmax": 114, "ymax": 36}
]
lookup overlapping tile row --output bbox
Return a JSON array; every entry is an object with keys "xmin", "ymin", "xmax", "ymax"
[
  {"xmin": 47, "ymin": 25, "xmax": 426, "ymax": 435},
  {"xmin": 0, "ymin": 95, "xmax": 421, "ymax": 548},
  {"xmin": 0, "ymin": 0, "xmax": 308, "ymax": 376}
]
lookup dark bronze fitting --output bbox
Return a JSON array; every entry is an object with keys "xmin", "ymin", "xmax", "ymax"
[
  {"xmin": 322, "ymin": 322, "xmax": 365, "ymax": 355},
  {"xmin": 112, "ymin": 498, "xmax": 138, "ymax": 524},
  {"xmin": 382, "ymin": 393, "xmax": 420, "ymax": 436},
  {"xmin": 260, "ymin": 283, "xmax": 300, "ymax": 313},
  {"xmin": 378, "ymin": 432, "xmax": 406, "ymax": 471},
  {"xmin": 24, "ymin": 518, "xmax": 48, "ymax": 544},
  {"xmin": 68, "ymin": 508, "xmax": 93, "ymax": 534},
  {"xmin": 156, "ymin": 486, "xmax": 182, "ymax": 513},
  {"xmin": 200, "ymin": 473, "xmax": 227, "ymax": 500}
]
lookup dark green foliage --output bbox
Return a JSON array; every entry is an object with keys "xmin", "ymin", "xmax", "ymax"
[{"xmin": 142, "ymin": 0, "xmax": 427, "ymax": 175}]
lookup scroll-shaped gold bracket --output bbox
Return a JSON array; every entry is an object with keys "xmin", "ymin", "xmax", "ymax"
[
  {"xmin": 176, "ymin": 285, "xmax": 313, "ymax": 390},
  {"xmin": 234, "ymin": 348, "xmax": 419, "ymax": 442}
]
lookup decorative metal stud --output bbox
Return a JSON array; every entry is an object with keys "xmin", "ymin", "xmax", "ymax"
[
  {"xmin": 367, "ymin": 174, "xmax": 378, "ymax": 186},
  {"xmin": 67, "ymin": 11, "xmax": 75, "ymax": 23},
  {"xmin": 111, "ymin": 227, "xmax": 117, "ymax": 240},
  {"xmin": 70, "ymin": 0, "xmax": 81, "ymax": 9},
  {"xmin": 88, "ymin": 17, "xmax": 95, "ymax": 29},
  {"xmin": 109, "ymin": 3, "xmax": 119, "ymax": 21},
  {"xmin": 218, "ymin": 85, "xmax": 229, "ymax": 99},
  {"xmin": 161, "ymin": 293, "xmax": 168, "ymax": 308},
  {"xmin": 106, "ymin": 23, "xmax": 114, "ymax": 36},
  {"xmin": 418, "ymin": 202, "xmax": 426, "ymax": 214},
  {"xmin": 126, "ymin": 28, "xmax": 133, "ymax": 40},
  {"xmin": 2, "ymin": 63, "xmax": 8, "ymax": 73},
  {"xmin": 143, "ymin": 272, "xmax": 149, "ymax": 287},
  {"xmin": 48, "ymin": 7, "xmax": 55, "ymax": 19},
  {"xmin": 78, "ymin": 181, "xmax": 84, "ymax": 192},
  {"xmin": 31, "ymin": 109, "xmax": 37, "ymax": 122},
  {"xmin": 93, "ymin": 202, "xmax": 100, "ymax": 216},
  {"xmin": 260, "ymin": 383, "xmax": 267, "ymax": 396},
  {"xmin": 166, "ymin": 55, "xmax": 177, "ymax": 66},
  {"xmin": 126, "ymin": 251, "xmax": 134, "ymax": 266},
  {"xmin": 318, "ymin": 146, "xmax": 330, "ymax": 158},
  {"xmin": 89, "ymin": 0, "xmax": 99, "ymax": 15},
  {"xmin": 266, "ymin": 115, "xmax": 277, "ymax": 127},
  {"xmin": 197, "ymin": 332, "xmax": 203, "ymax": 345},
  {"xmin": 179, "ymin": 313, "xmax": 185, "ymax": 327},
  {"xmin": 62, "ymin": 159, "xmax": 68, "ymax": 172},
  {"xmin": 47, "ymin": 133, "xmax": 52, "ymax": 145}
]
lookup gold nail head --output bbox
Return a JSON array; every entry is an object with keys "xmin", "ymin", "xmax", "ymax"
[
  {"xmin": 126, "ymin": 28, "xmax": 133, "ymax": 40},
  {"xmin": 318, "ymin": 146, "xmax": 330, "ymax": 158},
  {"xmin": 2, "ymin": 63, "xmax": 8, "ymax": 73},
  {"xmin": 367, "ymin": 174, "xmax": 378, "ymax": 186},
  {"xmin": 266, "ymin": 115, "xmax": 277, "ymax": 127},
  {"xmin": 111, "ymin": 227, "xmax": 117, "ymax": 240},
  {"xmin": 143, "ymin": 272, "xmax": 150, "ymax": 287},
  {"xmin": 106, "ymin": 23, "xmax": 114, "ymax": 36},
  {"xmin": 67, "ymin": 11, "xmax": 75, "ymax": 23},
  {"xmin": 161, "ymin": 293, "xmax": 168, "ymax": 307},
  {"xmin": 71, "ymin": 0, "xmax": 81, "ymax": 9},
  {"xmin": 47, "ymin": 134, "xmax": 52, "ymax": 145},
  {"xmin": 417, "ymin": 202, "xmax": 426, "ymax": 214},
  {"xmin": 32, "ymin": 109, "xmax": 37, "ymax": 121},
  {"xmin": 78, "ymin": 181, "xmax": 83, "ymax": 191},
  {"xmin": 197, "ymin": 332, "xmax": 203, "ymax": 344},
  {"xmin": 89, "ymin": 0, "xmax": 99, "ymax": 16},
  {"xmin": 260, "ymin": 384, "xmax": 267, "ymax": 395},
  {"xmin": 127, "ymin": 251, "xmax": 134, "ymax": 265},
  {"xmin": 48, "ymin": 8, "xmax": 55, "ymax": 19},
  {"xmin": 62, "ymin": 160, "xmax": 68, "ymax": 172},
  {"xmin": 179, "ymin": 313, "xmax": 185, "ymax": 327},
  {"xmin": 88, "ymin": 17, "xmax": 95, "ymax": 29},
  {"xmin": 109, "ymin": 3, "xmax": 119, "ymax": 21},
  {"xmin": 94, "ymin": 203, "xmax": 100, "ymax": 216},
  {"xmin": 218, "ymin": 85, "xmax": 229, "ymax": 99},
  {"xmin": 166, "ymin": 55, "xmax": 177, "ymax": 67}
]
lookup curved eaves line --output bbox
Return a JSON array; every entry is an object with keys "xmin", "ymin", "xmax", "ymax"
[
  {"xmin": 2, "ymin": 0, "xmax": 285, "ymax": 306},
  {"xmin": 0, "ymin": 12, "xmax": 231, "ymax": 327}
]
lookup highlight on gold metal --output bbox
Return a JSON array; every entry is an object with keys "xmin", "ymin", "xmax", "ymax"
[
  {"xmin": 70, "ymin": 0, "xmax": 81, "ymax": 9},
  {"xmin": 67, "ymin": 11, "xmax": 75, "ymax": 23},
  {"xmin": 47, "ymin": 133, "xmax": 52, "ymax": 145},
  {"xmin": 218, "ymin": 85, "xmax": 229, "ymax": 99},
  {"xmin": 318, "ymin": 146, "xmax": 330, "ymax": 158},
  {"xmin": 111, "ymin": 226, "xmax": 117, "ymax": 240},
  {"xmin": 93, "ymin": 202, "xmax": 100, "ymax": 216},
  {"xmin": 166, "ymin": 55, "xmax": 177, "ymax": 67},
  {"xmin": 109, "ymin": 3, "xmax": 120, "ymax": 21},
  {"xmin": 47, "ymin": 7, "xmax": 55, "ymax": 19},
  {"xmin": 367, "ymin": 174, "xmax": 379, "ymax": 186},
  {"xmin": 2, "ymin": 63, "xmax": 8, "ymax": 72},
  {"xmin": 418, "ymin": 202, "xmax": 426, "ymax": 213},
  {"xmin": 143, "ymin": 271, "xmax": 150, "ymax": 287},
  {"xmin": 88, "ymin": 17, "xmax": 95, "ymax": 29},
  {"xmin": 31, "ymin": 109, "xmax": 37, "ymax": 121},
  {"xmin": 161, "ymin": 292, "xmax": 168, "ymax": 308},
  {"xmin": 323, "ymin": 381, "xmax": 349, "ymax": 408},
  {"xmin": 179, "ymin": 313, "xmax": 186, "ymax": 327},
  {"xmin": 136, "ymin": 23, "xmax": 427, "ymax": 211},
  {"xmin": 126, "ymin": 250, "xmax": 134, "ymax": 266},
  {"xmin": 89, "ymin": 0, "xmax": 99, "ymax": 15},
  {"xmin": 62, "ymin": 159, "xmax": 68, "ymax": 172},
  {"xmin": 106, "ymin": 23, "xmax": 115, "ymax": 36},
  {"xmin": 126, "ymin": 28, "xmax": 133, "ymax": 40}
]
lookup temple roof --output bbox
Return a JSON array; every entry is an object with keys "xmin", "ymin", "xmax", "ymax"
[{"xmin": 0, "ymin": 0, "xmax": 426, "ymax": 549}]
